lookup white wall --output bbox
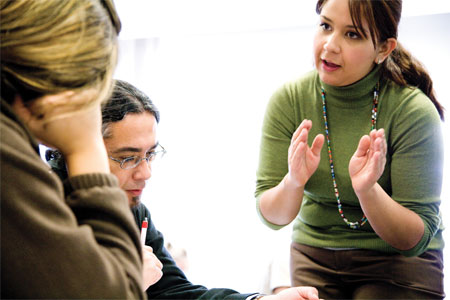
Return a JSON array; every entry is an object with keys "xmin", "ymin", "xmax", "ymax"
[{"xmin": 114, "ymin": 3, "xmax": 450, "ymax": 294}]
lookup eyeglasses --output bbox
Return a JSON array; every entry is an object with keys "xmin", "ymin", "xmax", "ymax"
[{"xmin": 109, "ymin": 145, "xmax": 166, "ymax": 170}]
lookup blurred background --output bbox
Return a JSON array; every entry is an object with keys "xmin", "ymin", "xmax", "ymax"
[{"xmin": 112, "ymin": 0, "xmax": 450, "ymax": 295}]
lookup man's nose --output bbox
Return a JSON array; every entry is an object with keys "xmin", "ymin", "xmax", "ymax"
[{"xmin": 133, "ymin": 159, "xmax": 152, "ymax": 181}]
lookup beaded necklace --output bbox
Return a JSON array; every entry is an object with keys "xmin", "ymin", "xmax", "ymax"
[{"xmin": 320, "ymin": 82, "xmax": 379, "ymax": 229}]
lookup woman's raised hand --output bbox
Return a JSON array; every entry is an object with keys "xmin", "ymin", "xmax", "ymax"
[
  {"xmin": 286, "ymin": 120, "xmax": 324, "ymax": 189},
  {"xmin": 349, "ymin": 129, "xmax": 387, "ymax": 194}
]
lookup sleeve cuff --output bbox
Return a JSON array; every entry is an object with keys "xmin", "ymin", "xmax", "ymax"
[
  {"xmin": 245, "ymin": 294, "xmax": 265, "ymax": 300},
  {"xmin": 64, "ymin": 173, "xmax": 119, "ymax": 194}
]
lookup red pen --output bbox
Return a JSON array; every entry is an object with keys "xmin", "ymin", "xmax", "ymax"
[{"xmin": 140, "ymin": 217, "xmax": 148, "ymax": 245}]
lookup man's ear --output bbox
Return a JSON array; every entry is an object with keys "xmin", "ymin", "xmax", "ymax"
[{"xmin": 375, "ymin": 38, "xmax": 397, "ymax": 64}]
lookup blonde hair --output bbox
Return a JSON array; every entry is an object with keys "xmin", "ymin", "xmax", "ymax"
[{"xmin": 1, "ymin": 0, "xmax": 120, "ymax": 116}]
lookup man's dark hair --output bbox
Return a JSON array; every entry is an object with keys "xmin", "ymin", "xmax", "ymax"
[{"xmin": 102, "ymin": 79, "xmax": 160, "ymax": 138}]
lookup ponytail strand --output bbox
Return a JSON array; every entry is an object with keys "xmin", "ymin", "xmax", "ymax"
[{"xmin": 381, "ymin": 42, "xmax": 444, "ymax": 120}]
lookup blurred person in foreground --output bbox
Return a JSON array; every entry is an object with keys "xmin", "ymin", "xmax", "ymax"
[{"xmin": 0, "ymin": 0, "xmax": 146, "ymax": 298}]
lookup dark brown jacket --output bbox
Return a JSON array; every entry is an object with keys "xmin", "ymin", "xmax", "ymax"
[{"xmin": 1, "ymin": 98, "xmax": 145, "ymax": 299}]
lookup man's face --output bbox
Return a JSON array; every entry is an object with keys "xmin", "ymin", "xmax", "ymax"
[{"xmin": 103, "ymin": 112, "xmax": 158, "ymax": 207}]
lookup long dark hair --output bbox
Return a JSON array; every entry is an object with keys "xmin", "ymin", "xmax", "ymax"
[
  {"xmin": 46, "ymin": 79, "xmax": 160, "ymax": 179},
  {"xmin": 316, "ymin": 0, "xmax": 444, "ymax": 120}
]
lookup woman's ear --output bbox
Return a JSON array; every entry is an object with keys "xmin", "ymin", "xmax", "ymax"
[
  {"xmin": 375, "ymin": 38, "xmax": 397, "ymax": 64},
  {"xmin": 12, "ymin": 91, "xmax": 76, "ymax": 122},
  {"xmin": 11, "ymin": 94, "xmax": 33, "ymax": 122}
]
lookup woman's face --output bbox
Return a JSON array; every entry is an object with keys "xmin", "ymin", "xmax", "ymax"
[{"xmin": 313, "ymin": 0, "xmax": 381, "ymax": 86}]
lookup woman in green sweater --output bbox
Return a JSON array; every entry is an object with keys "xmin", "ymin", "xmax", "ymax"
[{"xmin": 255, "ymin": 0, "xmax": 445, "ymax": 299}]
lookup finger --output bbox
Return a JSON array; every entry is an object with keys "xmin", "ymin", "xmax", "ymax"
[
  {"xmin": 374, "ymin": 140, "xmax": 387, "ymax": 171},
  {"xmin": 142, "ymin": 248, "xmax": 154, "ymax": 256},
  {"xmin": 144, "ymin": 254, "xmax": 163, "ymax": 271},
  {"xmin": 369, "ymin": 151, "xmax": 384, "ymax": 177},
  {"xmin": 142, "ymin": 245, "xmax": 153, "ymax": 252},
  {"xmin": 310, "ymin": 134, "xmax": 324, "ymax": 157},
  {"xmin": 354, "ymin": 135, "xmax": 370, "ymax": 158},
  {"xmin": 290, "ymin": 127, "xmax": 309, "ymax": 157},
  {"xmin": 297, "ymin": 127, "xmax": 309, "ymax": 146},
  {"xmin": 370, "ymin": 129, "xmax": 385, "ymax": 150},
  {"xmin": 154, "ymin": 257, "xmax": 163, "ymax": 269},
  {"xmin": 372, "ymin": 130, "xmax": 386, "ymax": 156},
  {"xmin": 154, "ymin": 269, "xmax": 163, "ymax": 283},
  {"xmin": 307, "ymin": 288, "xmax": 319, "ymax": 300},
  {"xmin": 309, "ymin": 291, "xmax": 320, "ymax": 300},
  {"xmin": 369, "ymin": 129, "xmax": 379, "ymax": 153},
  {"xmin": 290, "ymin": 139, "xmax": 307, "ymax": 167},
  {"xmin": 297, "ymin": 287, "xmax": 319, "ymax": 300},
  {"xmin": 146, "ymin": 251, "xmax": 163, "ymax": 269},
  {"xmin": 292, "ymin": 119, "xmax": 311, "ymax": 144},
  {"xmin": 373, "ymin": 136, "xmax": 383, "ymax": 153},
  {"xmin": 378, "ymin": 129, "xmax": 386, "ymax": 155},
  {"xmin": 377, "ymin": 128, "xmax": 385, "ymax": 137},
  {"xmin": 380, "ymin": 137, "xmax": 387, "ymax": 157}
]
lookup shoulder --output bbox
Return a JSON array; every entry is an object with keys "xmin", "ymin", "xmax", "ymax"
[
  {"xmin": 267, "ymin": 70, "xmax": 318, "ymax": 110},
  {"xmin": 382, "ymin": 81, "xmax": 441, "ymax": 122},
  {"xmin": 273, "ymin": 69, "xmax": 318, "ymax": 98},
  {"xmin": 380, "ymin": 81, "xmax": 442, "ymax": 151}
]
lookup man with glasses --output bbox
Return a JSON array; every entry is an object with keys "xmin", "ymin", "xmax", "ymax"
[{"xmin": 46, "ymin": 79, "xmax": 320, "ymax": 300}]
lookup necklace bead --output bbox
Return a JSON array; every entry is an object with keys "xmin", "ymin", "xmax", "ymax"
[{"xmin": 321, "ymin": 82, "xmax": 379, "ymax": 229}]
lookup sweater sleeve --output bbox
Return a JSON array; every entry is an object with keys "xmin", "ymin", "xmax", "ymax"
[
  {"xmin": 1, "ymin": 114, "xmax": 145, "ymax": 299},
  {"xmin": 385, "ymin": 88, "xmax": 444, "ymax": 257},
  {"xmin": 138, "ymin": 205, "xmax": 253, "ymax": 300},
  {"xmin": 255, "ymin": 83, "xmax": 298, "ymax": 230}
]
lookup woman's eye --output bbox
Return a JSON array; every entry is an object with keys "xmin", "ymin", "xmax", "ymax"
[
  {"xmin": 320, "ymin": 22, "xmax": 331, "ymax": 31},
  {"xmin": 347, "ymin": 31, "xmax": 360, "ymax": 39}
]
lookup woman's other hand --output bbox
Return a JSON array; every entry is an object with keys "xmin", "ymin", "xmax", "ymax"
[{"xmin": 349, "ymin": 129, "xmax": 387, "ymax": 194}]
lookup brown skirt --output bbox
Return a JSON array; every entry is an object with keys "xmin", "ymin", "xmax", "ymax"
[{"xmin": 290, "ymin": 242, "xmax": 444, "ymax": 299}]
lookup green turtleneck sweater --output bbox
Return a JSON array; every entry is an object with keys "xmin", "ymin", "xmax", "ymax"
[{"xmin": 255, "ymin": 66, "xmax": 444, "ymax": 257}]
